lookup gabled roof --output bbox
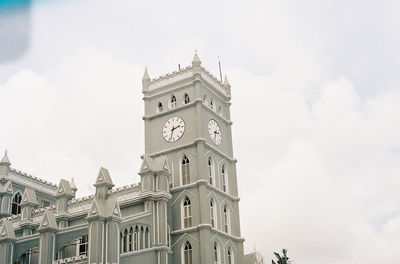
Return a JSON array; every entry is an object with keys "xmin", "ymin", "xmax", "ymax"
[
  {"xmin": 21, "ymin": 188, "xmax": 39, "ymax": 206},
  {"xmin": 139, "ymin": 155, "xmax": 171, "ymax": 174},
  {"xmin": 56, "ymin": 179, "xmax": 74, "ymax": 197},
  {"xmin": 0, "ymin": 181, "xmax": 13, "ymax": 194},
  {"xmin": 0, "ymin": 220, "xmax": 15, "ymax": 239},
  {"xmin": 39, "ymin": 210, "xmax": 58, "ymax": 231},
  {"xmin": 87, "ymin": 197, "xmax": 121, "ymax": 219},
  {"xmin": 94, "ymin": 167, "xmax": 114, "ymax": 187}
]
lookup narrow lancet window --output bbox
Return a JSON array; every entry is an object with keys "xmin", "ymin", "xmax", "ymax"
[
  {"xmin": 184, "ymin": 93, "xmax": 190, "ymax": 104},
  {"xmin": 12, "ymin": 192, "xmax": 22, "ymax": 215},
  {"xmin": 182, "ymin": 155, "xmax": 190, "ymax": 185},
  {"xmin": 171, "ymin": 95, "xmax": 177, "ymax": 108},
  {"xmin": 183, "ymin": 197, "xmax": 192, "ymax": 228},
  {"xmin": 183, "ymin": 241, "xmax": 192, "ymax": 264}
]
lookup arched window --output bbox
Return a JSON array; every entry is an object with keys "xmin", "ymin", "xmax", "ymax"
[
  {"xmin": 183, "ymin": 241, "xmax": 192, "ymax": 264},
  {"xmin": 12, "ymin": 192, "xmax": 22, "ymax": 215},
  {"xmin": 214, "ymin": 242, "xmax": 220, "ymax": 264},
  {"xmin": 228, "ymin": 247, "xmax": 234, "ymax": 264},
  {"xmin": 184, "ymin": 93, "xmax": 190, "ymax": 104},
  {"xmin": 141, "ymin": 226, "xmax": 145, "ymax": 250},
  {"xmin": 158, "ymin": 102, "xmax": 163, "ymax": 112},
  {"xmin": 134, "ymin": 226, "xmax": 139, "ymax": 251},
  {"xmin": 145, "ymin": 227, "xmax": 150, "ymax": 248},
  {"xmin": 224, "ymin": 205, "xmax": 230, "ymax": 233},
  {"xmin": 171, "ymin": 95, "xmax": 177, "ymax": 108},
  {"xmin": 210, "ymin": 198, "xmax": 216, "ymax": 228},
  {"xmin": 182, "ymin": 155, "xmax": 190, "ymax": 185},
  {"xmin": 210, "ymin": 98, "xmax": 214, "ymax": 110},
  {"xmin": 183, "ymin": 197, "xmax": 192, "ymax": 228},
  {"xmin": 123, "ymin": 229, "xmax": 128, "ymax": 253},
  {"xmin": 128, "ymin": 227, "xmax": 133, "ymax": 252},
  {"xmin": 208, "ymin": 157, "xmax": 215, "ymax": 185},
  {"xmin": 167, "ymin": 225, "xmax": 171, "ymax": 248},
  {"xmin": 221, "ymin": 165, "xmax": 227, "ymax": 192}
]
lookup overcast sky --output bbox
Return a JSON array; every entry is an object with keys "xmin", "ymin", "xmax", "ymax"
[{"xmin": 1, "ymin": 0, "xmax": 400, "ymax": 263}]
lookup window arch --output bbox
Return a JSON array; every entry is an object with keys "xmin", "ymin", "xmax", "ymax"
[
  {"xmin": 223, "ymin": 205, "xmax": 231, "ymax": 233},
  {"xmin": 11, "ymin": 192, "xmax": 22, "ymax": 215},
  {"xmin": 123, "ymin": 229, "xmax": 128, "ymax": 253},
  {"xmin": 157, "ymin": 102, "xmax": 163, "ymax": 112},
  {"xmin": 184, "ymin": 93, "xmax": 190, "ymax": 104},
  {"xmin": 181, "ymin": 155, "xmax": 190, "ymax": 185},
  {"xmin": 208, "ymin": 157, "xmax": 215, "ymax": 185},
  {"xmin": 141, "ymin": 226, "xmax": 145, "ymax": 250},
  {"xmin": 228, "ymin": 247, "xmax": 234, "ymax": 264},
  {"xmin": 210, "ymin": 198, "xmax": 216, "ymax": 228},
  {"xmin": 171, "ymin": 94, "xmax": 177, "ymax": 108},
  {"xmin": 210, "ymin": 98, "xmax": 214, "ymax": 110},
  {"xmin": 145, "ymin": 227, "xmax": 150, "ymax": 248},
  {"xmin": 213, "ymin": 242, "xmax": 220, "ymax": 264},
  {"xmin": 183, "ymin": 241, "xmax": 193, "ymax": 264},
  {"xmin": 134, "ymin": 226, "xmax": 139, "ymax": 251},
  {"xmin": 221, "ymin": 164, "xmax": 227, "ymax": 193},
  {"xmin": 128, "ymin": 227, "xmax": 133, "ymax": 252},
  {"xmin": 183, "ymin": 197, "xmax": 192, "ymax": 228}
]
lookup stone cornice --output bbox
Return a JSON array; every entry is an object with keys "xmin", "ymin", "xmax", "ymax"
[{"xmin": 170, "ymin": 224, "xmax": 244, "ymax": 242}]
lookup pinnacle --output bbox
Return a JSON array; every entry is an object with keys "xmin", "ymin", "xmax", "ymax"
[
  {"xmin": 142, "ymin": 67, "xmax": 150, "ymax": 81},
  {"xmin": 0, "ymin": 150, "xmax": 11, "ymax": 166},
  {"xmin": 70, "ymin": 177, "xmax": 77, "ymax": 190},
  {"xmin": 223, "ymin": 74, "xmax": 231, "ymax": 87},
  {"xmin": 192, "ymin": 50, "xmax": 201, "ymax": 66}
]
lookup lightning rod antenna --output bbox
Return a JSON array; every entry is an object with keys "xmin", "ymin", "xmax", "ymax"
[{"xmin": 218, "ymin": 56, "xmax": 223, "ymax": 82}]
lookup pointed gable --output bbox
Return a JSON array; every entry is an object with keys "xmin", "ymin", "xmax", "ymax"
[
  {"xmin": 87, "ymin": 199, "xmax": 102, "ymax": 217},
  {"xmin": 139, "ymin": 155, "xmax": 154, "ymax": 173},
  {"xmin": 56, "ymin": 179, "xmax": 74, "ymax": 198},
  {"xmin": 0, "ymin": 220, "xmax": 15, "ymax": 239},
  {"xmin": 21, "ymin": 188, "xmax": 39, "ymax": 206},
  {"xmin": 154, "ymin": 156, "xmax": 171, "ymax": 173},
  {"xmin": 94, "ymin": 167, "xmax": 114, "ymax": 187},
  {"xmin": 110, "ymin": 200, "xmax": 122, "ymax": 218},
  {"xmin": 39, "ymin": 210, "xmax": 58, "ymax": 231},
  {"xmin": 0, "ymin": 181, "xmax": 13, "ymax": 194}
]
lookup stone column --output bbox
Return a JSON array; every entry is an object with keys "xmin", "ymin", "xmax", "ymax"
[
  {"xmin": 38, "ymin": 210, "xmax": 58, "ymax": 264},
  {"xmin": 0, "ymin": 220, "xmax": 16, "ymax": 264}
]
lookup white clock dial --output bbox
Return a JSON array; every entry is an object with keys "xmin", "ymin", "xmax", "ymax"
[
  {"xmin": 208, "ymin": 119, "xmax": 222, "ymax": 145},
  {"xmin": 162, "ymin": 117, "xmax": 185, "ymax": 142}
]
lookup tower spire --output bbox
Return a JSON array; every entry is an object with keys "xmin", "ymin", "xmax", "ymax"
[
  {"xmin": 192, "ymin": 50, "xmax": 201, "ymax": 67},
  {"xmin": 142, "ymin": 67, "xmax": 151, "ymax": 92},
  {"xmin": 0, "ymin": 150, "xmax": 11, "ymax": 166}
]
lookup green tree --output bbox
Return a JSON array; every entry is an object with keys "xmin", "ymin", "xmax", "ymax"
[{"xmin": 272, "ymin": 248, "xmax": 291, "ymax": 264}]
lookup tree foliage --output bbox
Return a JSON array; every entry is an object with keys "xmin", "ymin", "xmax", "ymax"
[{"xmin": 272, "ymin": 248, "xmax": 291, "ymax": 264}]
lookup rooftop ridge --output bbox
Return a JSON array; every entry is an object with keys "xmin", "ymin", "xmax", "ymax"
[
  {"xmin": 150, "ymin": 65, "xmax": 192, "ymax": 83},
  {"xmin": 10, "ymin": 167, "xmax": 58, "ymax": 188}
]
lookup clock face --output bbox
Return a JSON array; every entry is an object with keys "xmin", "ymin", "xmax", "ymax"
[
  {"xmin": 162, "ymin": 117, "xmax": 185, "ymax": 142},
  {"xmin": 208, "ymin": 119, "xmax": 222, "ymax": 145}
]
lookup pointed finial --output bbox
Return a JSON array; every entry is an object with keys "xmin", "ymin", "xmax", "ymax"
[
  {"xmin": 142, "ymin": 67, "xmax": 150, "ymax": 81},
  {"xmin": 0, "ymin": 150, "xmax": 11, "ymax": 166},
  {"xmin": 142, "ymin": 67, "xmax": 151, "ymax": 92},
  {"xmin": 192, "ymin": 50, "xmax": 201, "ymax": 66},
  {"xmin": 70, "ymin": 177, "xmax": 77, "ymax": 191},
  {"xmin": 223, "ymin": 74, "xmax": 231, "ymax": 87}
]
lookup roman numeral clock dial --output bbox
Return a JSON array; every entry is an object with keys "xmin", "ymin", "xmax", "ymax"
[
  {"xmin": 208, "ymin": 119, "xmax": 222, "ymax": 145},
  {"xmin": 162, "ymin": 116, "xmax": 185, "ymax": 142}
]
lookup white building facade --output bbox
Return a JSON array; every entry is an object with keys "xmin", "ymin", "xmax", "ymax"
[{"xmin": 0, "ymin": 54, "xmax": 263, "ymax": 264}]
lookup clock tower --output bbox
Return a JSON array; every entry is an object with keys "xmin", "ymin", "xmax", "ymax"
[{"xmin": 142, "ymin": 53, "xmax": 244, "ymax": 264}]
